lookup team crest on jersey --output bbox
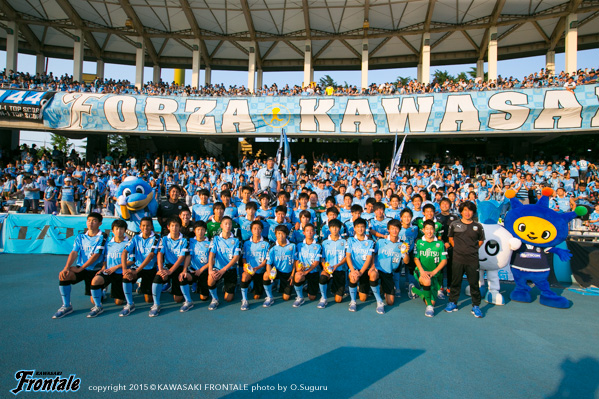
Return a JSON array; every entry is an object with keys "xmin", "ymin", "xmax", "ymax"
[
  {"xmin": 436, "ymin": 243, "xmax": 440, "ymax": 248},
  {"xmin": 473, "ymin": 226, "xmax": 478, "ymax": 230}
]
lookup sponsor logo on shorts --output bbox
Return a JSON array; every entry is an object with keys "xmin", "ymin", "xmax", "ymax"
[{"xmin": 520, "ymin": 253, "xmax": 542, "ymax": 259}]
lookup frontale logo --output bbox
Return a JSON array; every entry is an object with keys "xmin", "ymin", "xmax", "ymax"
[{"xmin": 11, "ymin": 370, "xmax": 81, "ymax": 395}]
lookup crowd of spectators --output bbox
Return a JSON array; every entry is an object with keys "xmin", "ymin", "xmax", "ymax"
[
  {"xmin": 1, "ymin": 65, "xmax": 596, "ymax": 97},
  {"xmin": 1, "ymin": 144, "xmax": 598, "ymax": 231}
]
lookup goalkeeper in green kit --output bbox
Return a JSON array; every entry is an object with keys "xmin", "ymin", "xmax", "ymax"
[{"xmin": 412, "ymin": 220, "xmax": 447, "ymax": 317}]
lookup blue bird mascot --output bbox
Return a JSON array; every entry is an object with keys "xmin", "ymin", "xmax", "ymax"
[
  {"xmin": 504, "ymin": 188, "xmax": 586, "ymax": 308},
  {"xmin": 115, "ymin": 176, "xmax": 158, "ymax": 234}
]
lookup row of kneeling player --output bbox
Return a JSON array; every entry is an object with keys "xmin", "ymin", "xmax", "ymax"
[{"xmin": 52, "ymin": 206, "xmax": 486, "ymax": 319}]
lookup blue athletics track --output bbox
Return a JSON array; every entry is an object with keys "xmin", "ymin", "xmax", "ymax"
[{"xmin": 1, "ymin": 254, "xmax": 598, "ymax": 399}]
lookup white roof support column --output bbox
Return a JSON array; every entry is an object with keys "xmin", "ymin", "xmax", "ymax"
[
  {"xmin": 420, "ymin": 33, "xmax": 430, "ymax": 84},
  {"xmin": 96, "ymin": 60, "xmax": 104, "ymax": 79},
  {"xmin": 152, "ymin": 65, "xmax": 161, "ymax": 83},
  {"xmin": 476, "ymin": 59, "xmax": 485, "ymax": 80},
  {"xmin": 565, "ymin": 13, "xmax": 577, "ymax": 74},
  {"xmin": 487, "ymin": 26, "xmax": 498, "ymax": 82},
  {"xmin": 5, "ymin": 21, "xmax": 18, "ymax": 72},
  {"xmin": 248, "ymin": 41, "xmax": 256, "ymax": 93},
  {"xmin": 205, "ymin": 66, "xmax": 211, "ymax": 85},
  {"xmin": 191, "ymin": 39, "xmax": 201, "ymax": 89},
  {"xmin": 546, "ymin": 51, "xmax": 555, "ymax": 75},
  {"xmin": 36, "ymin": 53, "xmax": 45, "ymax": 75},
  {"xmin": 135, "ymin": 36, "xmax": 145, "ymax": 90},
  {"xmin": 73, "ymin": 29, "xmax": 84, "ymax": 82},
  {"xmin": 256, "ymin": 68, "xmax": 263, "ymax": 90},
  {"xmin": 361, "ymin": 38, "xmax": 368, "ymax": 91},
  {"xmin": 303, "ymin": 40, "xmax": 312, "ymax": 87}
]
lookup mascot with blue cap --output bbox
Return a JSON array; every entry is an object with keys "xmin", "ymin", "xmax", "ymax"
[
  {"xmin": 504, "ymin": 187, "xmax": 587, "ymax": 308},
  {"xmin": 115, "ymin": 176, "xmax": 158, "ymax": 233}
]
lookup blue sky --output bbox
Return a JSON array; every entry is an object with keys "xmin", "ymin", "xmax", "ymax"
[{"xmin": 2, "ymin": 48, "xmax": 597, "ymax": 151}]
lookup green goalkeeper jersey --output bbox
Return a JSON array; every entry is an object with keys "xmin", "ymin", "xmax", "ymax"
[
  {"xmin": 207, "ymin": 220, "xmax": 240, "ymax": 240},
  {"xmin": 414, "ymin": 239, "xmax": 447, "ymax": 271},
  {"xmin": 413, "ymin": 217, "xmax": 443, "ymax": 239}
]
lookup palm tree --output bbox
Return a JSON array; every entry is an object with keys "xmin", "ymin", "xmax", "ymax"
[
  {"xmin": 433, "ymin": 70, "xmax": 454, "ymax": 84},
  {"xmin": 456, "ymin": 72, "xmax": 469, "ymax": 81},
  {"xmin": 396, "ymin": 76, "xmax": 411, "ymax": 86},
  {"xmin": 319, "ymin": 75, "xmax": 337, "ymax": 88},
  {"xmin": 467, "ymin": 66, "xmax": 487, "ymax": 81}
]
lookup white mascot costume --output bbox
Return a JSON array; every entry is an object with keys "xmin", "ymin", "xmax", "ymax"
[{"xmin": 465, "ymin": 200, "xmax": 521, "ymax": 305}]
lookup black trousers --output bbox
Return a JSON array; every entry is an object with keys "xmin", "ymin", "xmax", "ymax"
[
  {"xmin": 444, "ymin": 246, "xmax": 453, "ymax": 287},
  {"xmin": 449, "ymin": 262, "xmax": 481, "ymax": 306}
]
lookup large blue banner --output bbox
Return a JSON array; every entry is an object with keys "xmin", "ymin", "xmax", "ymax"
[
  {"xmin": 0, "ymin": 214, "xmax": 160, "ymax": 255},
  {"xmin": 42, "ymin": 84, "xmax": 599, "ymax": 136}
]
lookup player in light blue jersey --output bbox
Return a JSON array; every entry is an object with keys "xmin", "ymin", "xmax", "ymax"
[
  {"xmin": 237, "ymin": 202, "xmax": 268, "ymax": 242},
  {"xmin": 361, "ymin": 198, "xmax": 376, "ymax": 222},
  {"xmin": 292, "ymin": 224, "xmax": 322, "ymax": 307},
  {"xmin": 53, "ymin": 212, "xmax": 107, "ymax": 319},
  {"xmin": 319, "ymin": 197, "xmax": 338, "ymax": 226},
  {"xmin": 293, "ymin": 192, "xmax": 317, "ymax": 226},
  {"xmin": 150, "ymin": 216, "xmax": 188, "ymax": 317},
  {"xmin": 290, "ymin": 210, "xmax": 311, "ymax": 244},
  {"xmin": 344, "ymin": 204, "xmax": 368, "ymax": 238},
  {"xmin": 207, "ymin": 216, "xmax": 241, "ymax": 310},
  {"xmin": 220, "ymin": 189, "xmax": 238, "ymax": 219},
  {"xmin": 319, "ymin": 206, "xmax": 347, "ymax": 241},
  {"xmin": 409, "ymin": 195, "xmax": 425, "ymax": 221},
  {"xmin": 120, "ymin": 217, "xmax": 160, "ymax": 316},
  {"xmin": 369, "ymin": 202, "xmax": 392, "ymax": 241},
  {"xmin": 266, "ymin": 205, "xmax": 294, "ymax": 243},
  {"xmin": 239, "ymin": 221, "xmax": 270, "ymax": 310},
  {"xmin": 319, "ymin": 219, "xmax": 347, "ymax": 307},
  {"xmin": 236, "ymin": 186, "xmax": 257, "ymax": 218},
  {"xmin": 262, "ymin": 225, "xmax": 297, "ymax": 307},
  {"xmin": 256, "ymin": 193, "xmax": 274, "ymax": 220},
  {"xmin": 346, "ymin": 218, "xmax": 375, "ymax": 312},
  {"xmin": 384, "ymin": 194, "xmax": 403, "ymax": 220},
  {"xmin": 88, "ymin": 219, "xmax": 133, "ymax": 317},
  {"xmin": 370, "ymin": 219, "xmax": 411, "ymax": 314},
  {"xmin": 178, "ymin": 221, "xmax": 211, "ymax": 312},
  {"xmin": 276, "ymin": 190, "xmax": 295, "ymax": 221},
  {"xmin": 191, "ymin": 189, "xmax": 213, "ymax": 222},
  {"xmin": 339, "ymin": 194, "xmax": 354, "ymax": 223},
  {"xmin": 398, "ymin": 208, "xmax": 420, "ymax": 299}
]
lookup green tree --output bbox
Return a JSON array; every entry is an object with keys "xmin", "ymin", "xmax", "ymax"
[
  {"xmin": 433, "ymin": 70, "xmax": 454, "ymax": 83},
  {"xmin": 456, "ymin": 72, "xmax": 469, "ymax": 81},
  {"xmin": 50, "ymin": 134, "xmax": 72, "ymax": 154},
  {"xmin": 319, "ymin": 75, "xmax": 337, "ymax": 88},
  {"xmin": 467, "ymin": 67, "xmax": 487, "ymax": 81},
  {"xmin": 396, "ymin": 76, "xmax": 411, "ymax": 86},
  {"xmin": 107, "ymin": 134, "xmax": 128, "ymax": 156}
]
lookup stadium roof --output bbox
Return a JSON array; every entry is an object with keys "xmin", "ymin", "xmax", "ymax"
[{"xmin": 0, "ymin": 0, "xmax": 598, "ymax": 71}]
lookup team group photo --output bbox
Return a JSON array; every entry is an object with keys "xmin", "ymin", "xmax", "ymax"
[{"xmin": 1, "ymin": 0, "xmax": 599, "ymax": 398}]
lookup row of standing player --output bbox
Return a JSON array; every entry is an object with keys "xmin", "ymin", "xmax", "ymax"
[{"xmin": 52, "ymin": 199, "xmax": 485, "ymax": 318}]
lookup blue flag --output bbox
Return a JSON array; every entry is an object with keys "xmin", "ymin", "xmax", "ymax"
[
  {"xmin": 389, "ymin": 134, "xmax": 407, "ymax": 181},
  {"xmin": 276, "ymin": 129, "xmax": 291, "ymax": 176}
]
